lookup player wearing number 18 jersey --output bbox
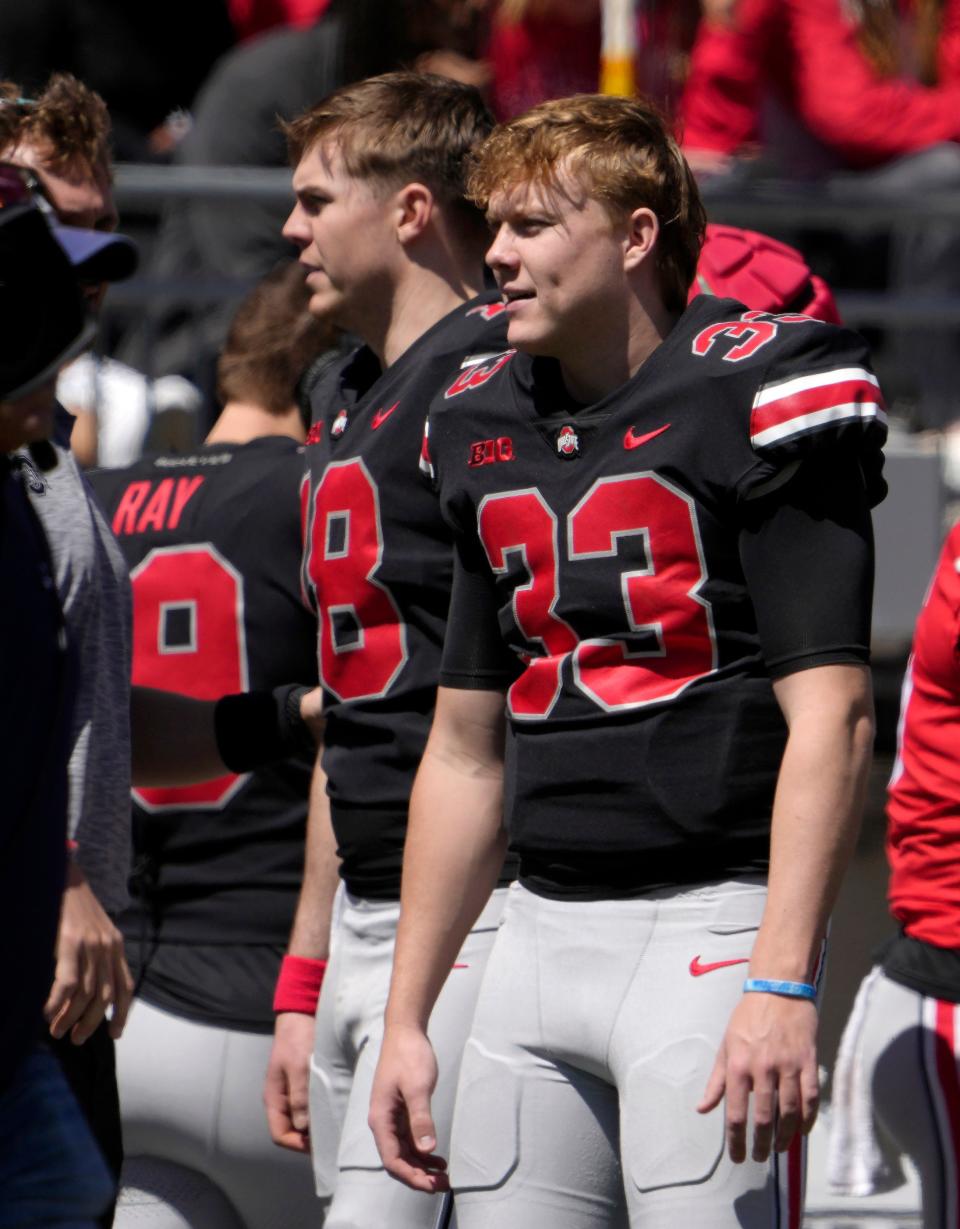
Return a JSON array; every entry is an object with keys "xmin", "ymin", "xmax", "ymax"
[
  {"xmin": 265, "ymin": 74, "xmax": 513, "ymax": 1229},
  {"xmin": 302, "ymin": 293, "xmax": 508, "ymax": 895},
  {"xmin": 371, "ymin": 95, "xmax": 884, "ymax": 1229}
]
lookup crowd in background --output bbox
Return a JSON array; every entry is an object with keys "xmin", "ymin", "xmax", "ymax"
[{"xmin": 2, "ymin": 0, "xmax": 958, "ymax": 479}]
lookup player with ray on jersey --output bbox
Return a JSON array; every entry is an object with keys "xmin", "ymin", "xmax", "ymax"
[
  {"xmin": 90, "ymin": 263, "xmax": 328, "ymax": 1229},
  {"xmin": 369, "ymin": 93, "xmax": 885, "ymax": 1229},
  {"xmin": 263, "ymin": 72, "xmax": 513, "ymax": 1229}
]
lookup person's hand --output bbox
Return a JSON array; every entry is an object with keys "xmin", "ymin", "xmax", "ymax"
[
  {"xmin": 697, "ymin": 992, "xmax": 819, "ymax": 1162},
  {"xmin": 298, "ymin": 686, "xmax": 324, "ymax": 742},
  {"xmin": 45, "ymin": 861, "xmax": 134, "ymax": 1045},
  {"xmin": 264, "ymin": 1011, "xmax": 315, "ymax": 1153},
  {"xmin": 369, "ymin": 1025, "xmax": 449, "ymax": 1192}
]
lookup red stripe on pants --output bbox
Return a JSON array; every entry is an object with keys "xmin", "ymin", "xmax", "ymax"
[
  {"xmin": 935, "ymin": 1000, "xmax": 960, "ymax": 1229},
  {"xmin": 787, "ymin": 1134, "xmax": 803, "ymax": 1229}
]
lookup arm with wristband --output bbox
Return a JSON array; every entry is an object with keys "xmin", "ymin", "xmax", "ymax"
[
  {"xmin": 697, "ymin": 455, "xmax": 876, "ymax": 1164},
  {"xmin": 264, "ymin": 755, "xmax": 342, "ymax": 1154},
  {"xmin": 698, "ymin": 664, "xmax": 874, "ymax": 1162},
  {"xmin": 130, "ymin": 682, "xmax": 322, "ymax": 787}
]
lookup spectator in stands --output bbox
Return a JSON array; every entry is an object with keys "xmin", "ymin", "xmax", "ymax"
[
  {"xmin": 0, "ymin": 0, "xmax": 235, "ymax": 160},
  {"xmin": 485, "ymin": 0, "xmax": 700, "ymax": 120},
  {"xmin": 227, "ymin": 0, "xmax": 333, "ymax": 43},
  {"xmin": 681, "ymin": 0, "xmax": 960, "ymax": 456},
  {"xmin": 119, "ymin": 0, "xmax": 404, "ymax": 410},
  {"xmin": 92, "ymin": 263, "xmax": 331, "ymax": 1229},
  {"xmin": 681, "ymin": 0, "xmax": 960, "ymax": 176}
]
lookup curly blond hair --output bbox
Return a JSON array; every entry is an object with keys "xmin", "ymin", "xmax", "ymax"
[{"xmin": 0, "ymin": 73, "xmax": 112, "ymax": 175}]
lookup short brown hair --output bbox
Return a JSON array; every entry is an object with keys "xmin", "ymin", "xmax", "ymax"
[
  {"xmin": 467, "ymin": 94, "xmax": 706, "ymax": 313},
  {"xmin": 217, "ymin": 262, "xmax": 335, "ymax": 414},
  {"xmin": 283, "ymin": 71, "xmax": 493, "ymax": 237},
  {"xmin": 0, "ymin": 73, "xmax": 112, "ymax": 176}
]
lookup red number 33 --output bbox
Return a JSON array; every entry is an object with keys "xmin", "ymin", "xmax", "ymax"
[{"xmin": 478, "ymin": 474, "xmax": 717, "ymax": 719}]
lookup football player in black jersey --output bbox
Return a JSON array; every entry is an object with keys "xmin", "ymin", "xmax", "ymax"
[
  {"xmin": 90, "ymin": 264, "xmax": 330, "ymax": 1229},
  {"xmin": 263, "ymin": 73, "xmax": 514, "ymax": 1229},
  {"xmin": 369, "ymin": 94, "xmax": 884, "ymax": 1229}
]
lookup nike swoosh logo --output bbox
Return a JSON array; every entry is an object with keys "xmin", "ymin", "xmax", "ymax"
[
  {"xmin": 371, "ymin": 402, "xmax": 399, "ymax": 430},
  {"xmin": 624, "ymin": 423, "xmax": 670, "ymax": 450},
  {"xmin": 689, "ymin": 956, "xmax": 750, "ymax": 977}
]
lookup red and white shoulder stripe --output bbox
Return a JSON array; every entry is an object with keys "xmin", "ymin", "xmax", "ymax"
[{"xmin": 750, "ymin": 366, "xmax": 886, "ymax": 450}]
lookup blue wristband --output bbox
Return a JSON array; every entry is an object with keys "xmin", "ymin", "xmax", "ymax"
[{"xmin": 743, "ymin": 977, "xmax": 817, "ymax": 1001}]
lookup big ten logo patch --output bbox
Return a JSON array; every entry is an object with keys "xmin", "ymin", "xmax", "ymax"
[{"xmin": 468, "ymin": 437, "xmax": 515, "ymax": 468}]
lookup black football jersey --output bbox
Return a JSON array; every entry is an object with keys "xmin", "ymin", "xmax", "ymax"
[
  {"xmin": 90, "ymin": 438, "xmax": 317, "ymax": 1030},
  {"xmin": 428, "ymin": 296, "xmax": 886, "ymax": 898},
  {"xmin": 302, "ymin": 294, "xmax": 509, "ymax": 897}
]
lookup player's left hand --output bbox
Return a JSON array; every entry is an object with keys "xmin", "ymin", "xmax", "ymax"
[
  {"xmin": 369, "ymin": 1024, "xmax": 450, "ymax": 1192},
  {"xmin": 696, "ymin": 991, "xmax": 819, "ymax": 1163},
  {"xmin": 45, "ymin": 861, "xmax": 134, "ymax": 1045}
]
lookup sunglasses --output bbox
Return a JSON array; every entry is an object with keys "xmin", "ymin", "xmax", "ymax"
[{"xmin": 0, "ymin": 162, "xmax": 56, "ymax": 219}]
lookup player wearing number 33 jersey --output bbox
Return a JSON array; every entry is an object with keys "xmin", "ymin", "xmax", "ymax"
[
  {"xmin": 428, "ymin": 293, "xmax": 886, "ymax": 890},
  {"xmin": 371, "ymin": 94, "xmax": 885, "ymax": 1229}
]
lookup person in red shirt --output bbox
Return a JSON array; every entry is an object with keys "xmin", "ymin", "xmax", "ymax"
[
  {"xmin": 681, "ymin": 0, "xmax": 960, "ymax": 173},
  {"xmin": 829, "ymin": 521, "xmax": 960, "ymax": 1223},
  {"xmin": 682, "ymin": 0, "xmax": 960, "ymax": 443}
]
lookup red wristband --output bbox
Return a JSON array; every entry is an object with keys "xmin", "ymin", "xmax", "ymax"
[{"xmin": 273, "ymin": 954, "xmax": 327, "ymax": 1015}]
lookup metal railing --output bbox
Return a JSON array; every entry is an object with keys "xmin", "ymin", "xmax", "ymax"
[{"xmin": 108, "ymin": 163, "xmax": 960, "ymax": 327}]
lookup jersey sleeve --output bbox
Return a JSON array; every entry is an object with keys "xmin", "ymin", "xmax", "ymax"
[
  {"xmin": 739, "ymin": 448, "xmax": 874, "ymax": 676},
  {"xmin": 440, "ymin": 532, "xmax": 522, "ymax": 692},
  {"xmin": 737, "ymin": 319, "xmax": 887, "ymax": 507}
]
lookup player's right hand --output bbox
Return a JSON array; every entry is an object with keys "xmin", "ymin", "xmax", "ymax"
[
  {"xmin": 264, "ymin": 1011, "xmax": 315, "ymax": 1153},
  {"xmin": 369, "ymin": 1025, "xmax": 449, "ymax": 1192}
]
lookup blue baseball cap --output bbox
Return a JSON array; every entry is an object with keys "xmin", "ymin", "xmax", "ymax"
[
  {"xmin": 49, "ymin": 219, "xmax": 138, "ymax": 283},
  {"xmin": 0, "ymin": 162, "xmax": 138, "ymax": 283}
]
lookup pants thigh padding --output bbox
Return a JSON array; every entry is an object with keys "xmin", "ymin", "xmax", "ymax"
[
  {"xmin": 309, "ymin": 1055, "xmax": 344, "ymax": 1195},
  {"xmin": 335, "ymin": 1043, "xmax": 385, "ymax": 1172},
  {"xmin": 449, "ymin": 1042, "xmax": 521, "ymax": 1192},
  {"xmin": 622, "ymin": 1037, "xmax": 723, "ymax": 1193}
]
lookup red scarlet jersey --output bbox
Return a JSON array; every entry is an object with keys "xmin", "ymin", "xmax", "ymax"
[{"xmin": 888, "ymin": 522, "xmax": 960, "ymax": 949}]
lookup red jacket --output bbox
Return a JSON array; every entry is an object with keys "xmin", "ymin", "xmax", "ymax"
[
  {"xmin": 228, "ymin": 0, "xmax": 330, "ymax": 42},
  {"xmin": 681, "ymin": 0, "xmax": 960, "ymax": 168},
  {"xmin": 888, "ymin": 522, "xmax": 960, "ymax": 948}
]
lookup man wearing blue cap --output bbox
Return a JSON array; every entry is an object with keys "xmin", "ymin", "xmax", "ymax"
[
  {"xmin": 0, "ymin": 75, "xmax": 144, "ymax": 1225},
  {"xmin": 0, "ymin": 79, "xmax": 323, "ymax": 1227},
  {"xmin": 0, "ymin": 175, "xmax": 118, "ymax": 1229}
]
